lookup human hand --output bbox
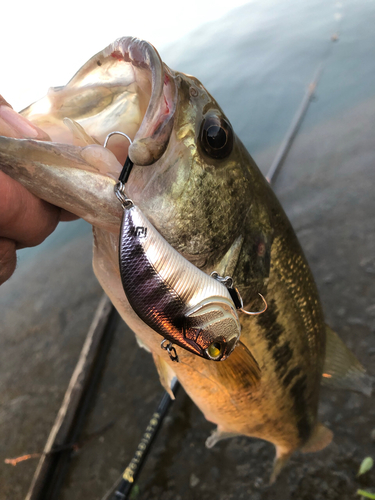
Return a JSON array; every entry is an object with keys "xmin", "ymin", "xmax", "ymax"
[{"xmin": 0, "ymin": 96, "xmax": 77, "ymax": 285}]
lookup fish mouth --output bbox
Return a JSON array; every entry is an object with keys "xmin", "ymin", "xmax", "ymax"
[
  {"xmin": 0, "ymin": 38, "xmax": 178, "ymax": 231},
  {"xmin": 21, "ymin": 37, "xmax": 177, "ymax": 167}
]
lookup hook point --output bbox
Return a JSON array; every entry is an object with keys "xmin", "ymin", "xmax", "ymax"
[{"xmin": 240, "ymin": 293, "xmax": 267, "ymax": 316}]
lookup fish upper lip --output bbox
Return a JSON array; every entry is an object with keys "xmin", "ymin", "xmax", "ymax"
[{"xmin": 106, "ymin": 37, "xmax": 177, "ymax": 167}]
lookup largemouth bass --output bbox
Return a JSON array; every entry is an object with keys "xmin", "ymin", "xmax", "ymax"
[{"xmin": 0, "ymin": 37, "xmax": 370, "ymax": 481}]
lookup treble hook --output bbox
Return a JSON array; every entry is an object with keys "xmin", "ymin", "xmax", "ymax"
[
  {"xmin": 211, "ymin": 271, "xmax": 268, "ymax": 316},
  {"xmin": 103, "ymin": 130, "xmax": 133, "ymax": 148},
  {"xmin": 160, "ymin": 339, "xmax": 179, "ymax": 362},
  {"xmin": 104, "ymin": 131, "xmax": 135, "ymax": 206},
  {"xmin": 240, "ymin": 293, "xmax": 268, "ymax": 316}
]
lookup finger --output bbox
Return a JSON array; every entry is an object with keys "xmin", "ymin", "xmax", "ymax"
[
  {"xmin": 0, "ymin": 95, "xmax": 50, "ymax": 140},
  {"xmin": 0, "ymin": 238, "xmax": 17, "ymax": 285},
  {"xmin": 1, "ymin": 96, "xmax": 79, "ymax": 225},
  {"xmin": 0, "ymin": 171, "xmax": 61, "ymax": 247},
  {"xmin": 60, "ymin": 209, "xmax": 80, "ymax": 222}
]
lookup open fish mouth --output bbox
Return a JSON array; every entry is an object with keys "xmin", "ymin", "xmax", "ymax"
[
  {"xmin": 21, "ymin": 37, "xmax": 177, "ymax": 167},
  {"xmin": 0, "ymin": 38, "xmax": 178, "ymax": 232}
]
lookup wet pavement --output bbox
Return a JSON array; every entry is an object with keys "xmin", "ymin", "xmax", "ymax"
[{"xmin": 1, "ymin": 1, "xmax": 375, "ymax": 499}]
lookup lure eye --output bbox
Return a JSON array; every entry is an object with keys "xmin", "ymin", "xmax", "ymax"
[
  {"xmin": 200, "ymin": 114, "xmax": 233, "ymax": 159},
  {"xmin": 206, "ymin": 341, "xmax": 225, "ymax": 360}
]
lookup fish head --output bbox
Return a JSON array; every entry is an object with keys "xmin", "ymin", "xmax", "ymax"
[
  {"xmin": 0, "ymin": 36, "xmax": 268, "ymax": 355},
  {"xmin": 126, "ymin": 68, "xmax": 257, "ymax": 270},
  {"xmin": 3, "ymin": 36, "xmax": 261, "ymax": 255},
  {"xmin": 18, "ymin": 37, "xmax": 259, "ymax": 269}
]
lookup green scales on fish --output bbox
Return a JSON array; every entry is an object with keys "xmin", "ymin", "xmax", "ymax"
[{"xmin": 0, "ymin": 37, "xmax": 371, "ymax": 481}]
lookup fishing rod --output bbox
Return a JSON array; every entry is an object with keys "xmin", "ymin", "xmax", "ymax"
[
  {"xmin": 266, "ymin": 23, "xmax": 342, "ymax": 184},
  {"xmin": 101, "ymin": 378, "xmax": 180, "ymax": 500},
  {"xmin": 265, "ymin": 64, "xmax": 323, "ymax": 183}
]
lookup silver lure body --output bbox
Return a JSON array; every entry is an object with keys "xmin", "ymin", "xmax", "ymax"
[{"xmin": 118, "ymin": 204, "xmax": 241, "ymax": 360}]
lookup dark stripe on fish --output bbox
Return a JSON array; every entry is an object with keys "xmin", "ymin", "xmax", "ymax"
[
  {"xmin": 272, "ymin": 341, "xmax": 293, "ymax": 376},
  {"xmin": 282, "ymin": 366, "xmax": 302, "ymax": 388},
  {"xmin": 256, "ymin": 296, "xmax": 310, "ymax": 442},
  {"xmin": 256, "ymin": 299, "xmax": 284, "ymax": 349},
  {"xmin": 290, "ymin": 374, "xmax": 311, "ymax": 442}
]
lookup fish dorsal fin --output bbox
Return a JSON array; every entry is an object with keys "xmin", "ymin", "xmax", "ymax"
[
  {"xmin": 209, "ymin": 341, "xmax": 261, "ymax": 391},
  {"xmin": 215, "ymin": 235, "xmax": 244, "ymax": 277},
  {"xmin": 152, "ymin": 353, "xmax": 177, "ymax": 400},
  {"xmin": 135, "ymin": 333, "xmax": 151, "ymax": 353},
  {"xmin": 322, "ymin": 325, "xmax": 373, "ymax": 396}
]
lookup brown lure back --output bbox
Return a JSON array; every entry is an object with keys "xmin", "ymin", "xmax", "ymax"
[{"xmin": 0, "ymin": 36, "xmax": 370, "ymax": 481}]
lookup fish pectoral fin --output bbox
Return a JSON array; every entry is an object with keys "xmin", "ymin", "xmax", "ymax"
[
  {"xmin": 270, "ymin": 448, "xmax": 293, "ymax": 485},
  {"xmin": 322, "ymin": 325, "xmax": 373, "ymax": 396},
  {"xmin": 135, "ymin": 334, "xmax": 151, "ymax": 353},
  {"xmin": 300, "ymin": 422, "xmax": 333, "ymax": 454},
  {"xmin": 215, "ymin": 234, "xmax": 244, "ymax": 277},
  {"xmin": 210, "ymin": 341, "xmax": 261, "ymax": 391},
  {"xmin": 152, "ymin": 353, "xmax": 177, "ymax": 400},
  {"xmin": 205, "ymin": 427, "xmax": 242, "ymax": 449}
]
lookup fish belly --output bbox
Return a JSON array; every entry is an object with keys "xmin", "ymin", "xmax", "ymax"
[{"xmin": 92, "ymin": 226, "xmax": 323, "ymax": 457}]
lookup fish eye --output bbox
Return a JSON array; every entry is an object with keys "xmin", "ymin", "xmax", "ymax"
[
  {"xmin": 206, "ymin": 340, "xmax": 225, "ymax": 360},
  {"xmin": 200, "ymin": 114, "xmax": 233, "ymax": 159}
]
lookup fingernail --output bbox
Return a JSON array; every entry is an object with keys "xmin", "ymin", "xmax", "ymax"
[
  {"xmin": 0, "ymin": 103, "xmax": 50, "ymax": 140},
  {"xmin": 0, "ymin": 95, "xmax": 13, "ymax": 108}
]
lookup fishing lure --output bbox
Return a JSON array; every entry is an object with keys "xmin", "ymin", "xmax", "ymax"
[{"xmin": 107, "ymin": 132, "xmax": 266, "ymax": 362}]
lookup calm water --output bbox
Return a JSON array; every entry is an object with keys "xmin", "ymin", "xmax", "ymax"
[
  {"xmin": 12, "ymin": 0, "xmax": 375, "ymax": 265},
  {"xmin": 161, "ymin": 0, "xmax": 375, "ymax": 157}
]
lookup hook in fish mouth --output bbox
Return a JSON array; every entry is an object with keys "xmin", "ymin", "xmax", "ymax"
[{"xmin": 20, "ymin": 37, "xmax": 177, "ymax": 168}]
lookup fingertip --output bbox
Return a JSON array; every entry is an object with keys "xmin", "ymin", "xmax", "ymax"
[
  {"xmin": 0, "ymin": 99, "xmax": 51, "ymax": 141},
  {"xmin": 26, "ymin": 201, "xmax": 61, "ymax": 247},
  {"xmin": 60, "ymin": 209, "xmax": 80, "ymax": 222},
  {"xmin": 0, "ymin": 238, "xmax": 17, "ymax": 285}
]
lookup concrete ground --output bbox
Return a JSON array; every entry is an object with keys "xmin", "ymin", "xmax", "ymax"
[{"xmin": 1, "ymin": 9, "xmax": 375, "ymax": 500}]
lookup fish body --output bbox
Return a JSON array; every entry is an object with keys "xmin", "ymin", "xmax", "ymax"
[
  {"xmin": 119, "ymin": 202, "xmax": 241, "ymax": 360},
  {"xmin": 0, "ymin": 37, "xmax": 369, "ymax": 479}
]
